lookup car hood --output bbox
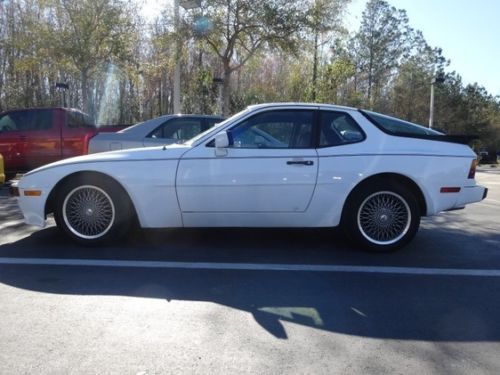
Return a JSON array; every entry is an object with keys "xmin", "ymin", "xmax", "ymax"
[{"xmin": 25, "ymin": 144, "xmax": 191, "ymax": 176}]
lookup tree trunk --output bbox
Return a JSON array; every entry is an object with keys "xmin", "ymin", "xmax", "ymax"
[
  {"xmin": 222, "ymin": 60, "xmax": 232, "ymax": 117},
  {"xmin": 81, "ymin": 68, "xmax": 89, "ymax": 113},
  {"xmin": 367, "ymin": 57, "xmax": 373, "ymax": 109},
  {"xmin": 312, "ymin": 30, "xmax": 319, "ymax": 101}
]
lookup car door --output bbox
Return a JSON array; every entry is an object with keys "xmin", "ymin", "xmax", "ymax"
[
  {"xmin": 21, "ymin": 109, "xmax": 61, "ymax": 169},
  {"xmin": 143, "ymin": 117, "xmax": 205, "ymax": 147},
  {"xmin": 0, "ymin": 109, "xmax": 59, "ymax": 172},
  {"xmin": 176, "ymin": 108, "xmax": 319, "ymax": 214}
]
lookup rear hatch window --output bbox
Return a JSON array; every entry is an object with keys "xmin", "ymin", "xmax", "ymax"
[
  {"xmin": 360, "ymin": 110, "xmax": 442, "ymax": 136},
  {"xmin": 359, "ymin": 110, "xmax": 478, "ymax": 145}
]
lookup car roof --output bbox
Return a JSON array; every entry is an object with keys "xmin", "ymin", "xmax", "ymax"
[
  {"xmin": 0, "ymin": 107, "xmax": 89, "ymax": 116},
  {"xmin": 246, "ymin": 102, "xmax": 358, "ymax": 112}
]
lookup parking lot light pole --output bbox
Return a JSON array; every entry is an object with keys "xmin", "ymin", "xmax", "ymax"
[
  {"xmin": 173, "ymin": 0, "xmax": 201, "ymax": 114},
  {"xmin": 428, "ymin": 78, "xmax": 435, "ymax": 129},
  {"xmin": 428, "ymin": 74, "xmax": 445, "ymax": 129},
  {"xmin": 173, "ymin": 0, "xmax": 181, "ymax": 114},
  {"xmin": 55, "ymin": 82, "xmax": 69, "ymax": 107},
  {"xmin": 213, "ymin": 77, "xmax": 224, "ymax": 116}
]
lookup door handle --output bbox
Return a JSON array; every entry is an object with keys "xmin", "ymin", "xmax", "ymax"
[{"xmin": 287, "ymin": 160, "xmax": 314, "ymax": 166}]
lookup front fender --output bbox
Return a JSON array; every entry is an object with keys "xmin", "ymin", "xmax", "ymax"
[{"xmin": 18, "ymin": 159, "xmax": 183, "ymax": 229}]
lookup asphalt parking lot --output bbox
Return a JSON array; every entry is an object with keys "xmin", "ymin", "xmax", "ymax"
[{"xmin": 0, "ymin": 169, "xmax": 499, "ymax": 374}]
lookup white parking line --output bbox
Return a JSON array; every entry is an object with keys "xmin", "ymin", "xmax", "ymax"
[
  {"xmin": 1, "ymin": 257, "xmax": 500, "ymax": 277},
  {"xmin": 485, "ymin": 198, "xmax": 500, "ymax": 204},
  {"xmin": 478, "ymin": 201, "xmax": 500, "ymax": 208}
]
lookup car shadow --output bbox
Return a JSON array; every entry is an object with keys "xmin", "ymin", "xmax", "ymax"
[{"xmin": 1, "ymin": 220, "xmax": 500, "ymax": 342}]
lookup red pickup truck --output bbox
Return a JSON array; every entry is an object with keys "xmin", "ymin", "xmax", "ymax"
[{"xmin": 0, "ymin": 107, "xmax": 126, "ymax": 178}]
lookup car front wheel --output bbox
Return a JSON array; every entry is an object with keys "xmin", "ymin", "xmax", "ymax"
[
  {"xmin": 342, "ymin": 182, "xmax": 420, "ymax": 252},
  {"xmin": 54, "ymin": 175, "xmax": 133, "ymax": 245}
]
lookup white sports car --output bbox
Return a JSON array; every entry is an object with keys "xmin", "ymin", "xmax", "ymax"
[{"xmin": 13, "ymin": 103, "xmax": 487, "ymax": 251}]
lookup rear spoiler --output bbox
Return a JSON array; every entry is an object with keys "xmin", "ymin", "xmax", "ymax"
[
  {"xmin": 359, "ymin": 130, "xmax": 479, "ymax": 145},
  {"xmin": 417, "ymin": 134, "xmax": 479, "ymax": 145}
]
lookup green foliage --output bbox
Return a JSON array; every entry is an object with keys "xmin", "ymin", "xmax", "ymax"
[
  {"xmin": 191, "ymin": 0, "xmax": 311, "ymax": 115},
  {"xmin": 46, "ymin": 0, "xmax": 139, "ymax": 115},
  {"xmin": 353, "ymin": 0, "xmax": 414, "ymax": 109},
  {"xmin": 317, "ymin": 56, "xmax": 356, "ymax": 104}
]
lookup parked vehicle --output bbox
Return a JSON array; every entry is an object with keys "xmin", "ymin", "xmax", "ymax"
[
  {"xmin": 478, "ymin": 150, "xmax": 498, "ymax": 164},
  {"xmin": 0, "ymin": 153, "xmax": 4, "ymax": 185},
  {"xmin": 88, "ymin": 114, "xmax": 224, "ymax": 153},
  {"xmin": 14, "ymin": 103, "xmax": 487, "ymax": 252},
  {"xmin": 0, "ymin": 107, "xmax": 127, "ymax": 177}
]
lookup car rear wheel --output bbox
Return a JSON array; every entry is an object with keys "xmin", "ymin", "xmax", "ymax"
[
  {"xmin": 54, "ymin": 175, "xmax": 133, "ymax": 245},
  {"xmin": 342, "ymin": 181, "xmax": 420, "ymax": 252}
]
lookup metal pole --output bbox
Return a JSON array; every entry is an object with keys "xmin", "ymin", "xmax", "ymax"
[
  {"xmin": 428, "ymin": 80, "xmax": 435, "ymax": 129},
  {"xmin": 173, "ymin": 0, "xmax": 181, "ymax": 114},
  {"xmin": 217, "ymin": 83, "xmax": 223, "ymax": 116}
]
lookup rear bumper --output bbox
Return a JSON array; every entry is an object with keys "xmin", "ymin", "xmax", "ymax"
[
  {"xmin": 455, "ymin": 185, "xmax": 487, "ymax": 207},
  {"xmin": 433, "ymin": 184, "xmax": 488, "ymax": 214}
]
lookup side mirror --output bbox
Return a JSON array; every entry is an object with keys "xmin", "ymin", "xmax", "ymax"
[
  {"xmin": 214, "ymin": 131, "xmax": 229, "ymax": 156},
  {"xmin": 215, "ymin": 131, "xmax": 230, "ymax": 148}
]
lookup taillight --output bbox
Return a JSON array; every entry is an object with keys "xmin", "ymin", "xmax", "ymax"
[
  {"xmin": 468, "ymin": 159, "xmax": 477, "ymax": 179},
  {"xmin": 83, "ymin": 132, "xmax": 96, "ymax": 155}
]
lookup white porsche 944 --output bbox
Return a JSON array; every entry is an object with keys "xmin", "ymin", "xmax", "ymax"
[{"xmin": 14, "ymin": 103, "xmax": 487, "ymax": 251}]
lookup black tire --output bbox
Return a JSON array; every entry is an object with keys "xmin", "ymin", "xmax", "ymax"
[
  {"xmin": 341, "ymin": 181, "xmax": 420, "ymax": 252},
  {"xmin": 54, "ymin": 174, "xmax": 133, "ymax": 245}
]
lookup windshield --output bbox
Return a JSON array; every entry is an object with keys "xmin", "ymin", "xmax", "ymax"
[
  {"xmin": 183, "ymin": 108, "xmax": 250, "ymax": 146},
  {"xmin": 118, "ymin": 118, "xmax": 159, "ymax": 133}
]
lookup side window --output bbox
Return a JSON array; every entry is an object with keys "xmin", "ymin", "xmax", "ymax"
[
  {"xmin": 0, "ymin": 110, "xmax": 52, "ymax": 132},
  {"xmin": 67, "ymin": 111, "xmax": 95, "ymax": 128},
  {"xmin": 0, "ymin": 114, "xmax": 17, "ymax": 132},
  {"xmin": 230, "ymin": 110, "xmax": 314, "ymax": 149},
  {"xmin": 82, "ymin": 114, "xmax": 96, "ymax": 127},
  {"xmin": 148, "ymin": 122, "xmax": 165, "ymax": 139},
  {"xmin": 67, "ymin": 112, "xmax": 83, "ymax": 128},
  {"xmin": 150, "ymin": 119, "xmax": 203, "ymax": 140},
  {"xmin": 319, "ymin": 111, "xmax": 364, "ymax": 147}
]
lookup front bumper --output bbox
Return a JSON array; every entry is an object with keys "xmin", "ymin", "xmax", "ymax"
[
  {"xmin": 9, "ymin": 183, "xmax": 19, "ymax": 197},
  {"xmin": 12, "ymin": 181, "xmax": 48, "ymax": 228}
]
